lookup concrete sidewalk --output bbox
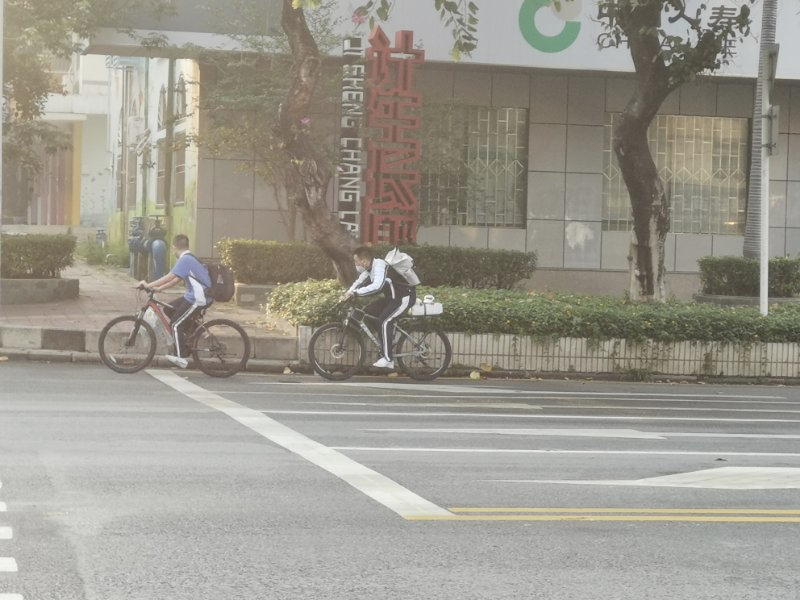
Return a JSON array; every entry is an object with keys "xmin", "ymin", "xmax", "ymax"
[{"xmin": 0, "ymin": 261, "xmax": 299, "ymax": 370}]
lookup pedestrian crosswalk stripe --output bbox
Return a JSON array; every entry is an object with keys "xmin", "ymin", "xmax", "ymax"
[
  {"xmin": 0, "ymin": 557, "xmax": 18, "ymax": 572},
  {"xmin": 0, "ymin": 528, "xmax": 11, "ymax": 540}
]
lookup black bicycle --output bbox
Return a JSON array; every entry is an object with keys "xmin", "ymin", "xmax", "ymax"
[
  {"xmin": 308, "ymin": 301, "xmax": 452, "ymax": 381},
  {"xmin": 98, "ymin": 287, "xmax": 250, "ymax": 377}
]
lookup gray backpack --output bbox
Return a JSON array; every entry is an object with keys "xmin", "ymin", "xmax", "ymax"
[{"xmin": 384, "ymin": 247, "xmax": 421, "ymax": 286}]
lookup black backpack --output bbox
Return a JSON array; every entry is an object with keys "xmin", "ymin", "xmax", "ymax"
[
  {"xmin": 205, "ymin": 262, "xmax": 235, "ymax": 302},
  {"xmin": 187, "ymin": 254, "xmax": 235, "ymax": 303}
]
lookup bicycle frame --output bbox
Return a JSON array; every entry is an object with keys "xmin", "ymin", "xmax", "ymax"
[{"xmin": 341, "ymin": 306, "xmax": 416, "ymax": 359}]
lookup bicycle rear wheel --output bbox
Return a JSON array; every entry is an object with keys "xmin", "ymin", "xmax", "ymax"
[
  {"xmin": 395, "ymin": 325, "xmax": 452, "ymax": 381},
  {"xmin": 98, "ymin": 316, "xmax": 157, "ymax": 374},
  {"xmin": 308, "ymin": 323, "xmax": 365, "ymax": 381},
  {"xmin": 191, "ymin": 319, "xmax": 250, "ymax": 377}
]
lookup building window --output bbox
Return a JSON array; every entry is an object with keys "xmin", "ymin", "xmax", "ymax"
[
  {"xmin": 157, "ymin": 86, "xmax": 167, "ymax": 130},
  {"xmin": 603, "ymin": 114, "xmax": 749, "ymax": 235},
  {"xmin": 175, "ymin": 76, "xmax": 187, "ymax": 119},
  {"xmin": 126, "ymin": 149, "xmax": 137, "ymax": 209},
  {"xmin": 172, "ymin": 134, "xmax": 186, "ymax": 205},
  {"xmin": 156, "ymin": 139, "xmax": 167, "ymax": 207},
  {"xmin": 420, "ymin": 105, "xmax": 528, "ymax": 228}
]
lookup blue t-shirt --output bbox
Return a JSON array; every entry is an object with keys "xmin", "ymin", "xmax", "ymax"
[{"xmin": 171, "ymin": 252, "xmax": 211, "ymax": 306}]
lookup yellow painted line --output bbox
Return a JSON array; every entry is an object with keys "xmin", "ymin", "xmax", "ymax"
[
  {"xmin": 448, "ymin": 507, "xmax": 800, "ymax": 515},
  {"xmin": 408, "ymin": 515, "xmax": 800, "ymax": 523}
]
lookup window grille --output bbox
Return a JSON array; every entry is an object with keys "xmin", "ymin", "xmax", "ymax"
[
  {"xmin": 603, "ymin": 113, "xmax": 749, "ymax": 235},
  {"xmin": 420, "ymin": 106, "xmax": 528, "ymax": 228}
]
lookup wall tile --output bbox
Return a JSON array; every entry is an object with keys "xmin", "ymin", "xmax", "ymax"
[
  {"xmin": 674, "ymin": 234, "xmax": 712, "ymax": 271},
  {"xmin": 564, "ymin": 221, "xmax": 601, "ymax": 268},
  {"xmin": 530, "ymin": 74, "xmax": 567, "ymax": 124},
  {"xmin": 196, "ymin": 208, "xmax": 214, "ymax": 257},
  {"xmin": 527, "ymin": 172, "xmax": 565, "ymax": 219},
  {"xmin": 417, "ymin": 226, "xmax": 450, "ymax": 245},
  {"xmin": 785, "ymin": 228, "xmax": 800, "ymax": 256},
  {"xmin": 711, "ymin": 235, "xmax": 744, "ymax": 257},
  {"xmin": 787, "ymin": 182, "xmax": 800, "ymax": 228},
  {"xmin": 791, "ymin": 87, "xmax": 800, "ymax": 134},
  {"xmin": 492, "ymin": 72, "xmax": 530, "ymax": 108},
  {"xmin": 450, "ymin": 226, "xmax": 489, "ymax": 248},
  {"xmin": 529, "ymin": 124, "xmax": 566, "ymax": 171},
  {"xmin": 773, "ymin": 85, "xmax": 791, "ymax": 134},
  {"xmin": 680, "ymin": 82, "xmax": 717, "ymax": 116},
  {"xmin": 416, "ymin": 67, "xmax": 455, "ymax": 103},
  {"xmin": 601, "ymin": 231, "xmax": 630, "ymax": 270},
  {"xmin": 716, "ymin": 83, "xmax": 754, "ymax": 118},
  {"xmin": 605, "ymin": 77, "xmax": 636, "ymax": 113},
  {"xmin": 213, "ymin": 160, "xmax": 254, "ymax": 210},
  {"xmin": 197, "ymin": 158, "xmax": 214, "ymax": 209},
  {"xmin": 253, "ymin": 210, "xmax": 294, "ymax": 243},
  {"xmin": 454, "ymin": 70, "xmax": 491, "ymax": 106},
  {"xmin": 769, "ymin": 180, "xmax": 788, "ymax": 227},
  {"xmin": 212, "ymin": 208, "xmax": 254, "ymax": 242},
  {"xmin": 488, "ymin": 227, "xmax": 527, "ymax": 251},
  {"xmin": 566, "ymin": 126, "xmax": 604, "ymax": 173},
  {"xmin": 565, "ymin": 173, "xmax": 602, "ymax": 221},
  {"xmin": 770, "ymin": 134, "xmax": 789, "ymax": 181},
  {"xmin": 568, "ymin": 76, "xmax": 605, "ymax": 125},
  {"xmin": 789, "ymin": 134, "xmax": 800, "ymax": 181},
  {"xmin": 770, "ymin": 226, "xmax": 786, "ymax": 257},
  {"xmin": 527, "ymin": 219, "xmax": 564, "ymax": 267}
]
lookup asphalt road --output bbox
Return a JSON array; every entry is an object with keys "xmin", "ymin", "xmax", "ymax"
[{"xmin": 1, "ymin": 362, "xmax": 799, "ymax": 599}]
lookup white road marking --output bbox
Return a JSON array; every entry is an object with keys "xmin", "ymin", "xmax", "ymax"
[
  {"xmin": 0, "ymin": 502, "xmax": 5, "ymax": 512},
  {"xmin": 539, "ymin": 404, "xmax": 800, "ymax": 415},
  {"xmin": 261, "ymin": 409, "xmax": 800, "ymax": 424},
  {"xmin": 220, "ymin": 391, "xmax": 799, "ymax": 405},
  {"xmin": 250, "ymin": 382, "xmax": 786, "ymax": 400},
  {"xmin": 301, "ymin": 401, "xmax": 542, "ymax": 410},
  {"xmin": 148, "ymin": 370, "xmax": 450, "ymax": 519},
  {"xmin": 332, "ymin": 447, "xmax": 800, "ymax": 458},
  {"xmin": 253, "ymin": 381, "xmax": 529, "ymax": 394},
  {"xmin": 0, "ymin": 595, "xmax": 24, "ymax": 600},
  {"xmin": 366, "ymin": 428, "xmax": 800, "ymax": 441},
  {"xmin": 495, "ymin": 467, "xmax": 800, "ymax": 490},
  {"xmin": 0, "ymin": 528, "xmax": 11, "ymax": 540},
  {"xmin": 366, "ymin": 428, "xmax": 666, "ymax": 440},
  {"xmin": 0, "ymin": 557, "xmax": 18, "ymax": 572}
]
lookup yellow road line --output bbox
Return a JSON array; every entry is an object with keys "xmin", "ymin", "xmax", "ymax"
[
  {"xmin": 448, "ymin": 507, "xmax": 800, "ymax": 515},
  {"xmin": 409, "ymin": 515, "xmax": 800, "ymax": 523}
]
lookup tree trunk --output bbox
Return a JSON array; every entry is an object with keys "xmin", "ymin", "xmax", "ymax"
[
  {"xmin": 743, "ymin": 0, "xmax": 778, "ymax": 259},
  {"xmin": 613, "ymin": 1, "xmax": 673, "ymax": 301},
  {"xmin": 278, "ymin": 0, "xmax": 356, "ymax": 284}
]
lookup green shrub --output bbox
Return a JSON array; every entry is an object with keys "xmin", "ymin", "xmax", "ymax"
[
  {"xmin": 77, "ymin": 240, "xmax": 107, "ymax": 265},
  {"xmin": 267, "ymin": 278, "xmax": 800, "ymax": 343},
  {"xmin": 0, "ymin": 234, "xmax": 76, "ymax": 279},
  {"xmin": 219, "ymin": 239, "xmax": 536, "ymax": 289},
  {"xmin": 106, "ymin": 245, "xmax": 131, "ymax": 268},
  {"xmin": 698, "ymin": 256, "xmax": 800, "ymax": 297},
  {"xmin": 217, "ymin": 240, "xmax": 335, "ymax": 284}
]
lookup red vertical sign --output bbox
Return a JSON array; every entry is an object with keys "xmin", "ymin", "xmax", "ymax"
[{"xmin": 363, "ymin": 28, "xmax": 424, "ymax": 244}]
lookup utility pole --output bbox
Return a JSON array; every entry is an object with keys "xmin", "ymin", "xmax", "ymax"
[{"xmin": 759, "ymin": 43, "xmax": 780, "ymax": 316}]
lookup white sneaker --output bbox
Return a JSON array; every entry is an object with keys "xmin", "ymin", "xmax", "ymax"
[
  {"xmin": 372, "ymin": 357, "xmax": 394, "ymax": 369},
  {"xmin": 166, "ymin": 355, "xmax": 189, "ymax": 369}
]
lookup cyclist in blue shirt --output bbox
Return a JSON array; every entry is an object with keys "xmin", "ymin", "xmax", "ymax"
[{"xmin": 139, "ymin": 234, "xmax": 211, "ymax": 368}]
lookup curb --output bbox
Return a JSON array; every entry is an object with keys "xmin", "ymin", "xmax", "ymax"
[{"xmin": 2, "ymin": 346, "xmax": 795, "ymax": 385}]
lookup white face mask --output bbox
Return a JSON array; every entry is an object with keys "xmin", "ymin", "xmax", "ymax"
[{"xmin": 356, "ymin": 265, "xmax": 366, "ymax": 274}]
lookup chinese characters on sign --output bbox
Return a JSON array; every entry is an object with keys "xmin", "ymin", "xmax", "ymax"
[
  {"xmin": 362, "ymin": 28, "xmax": 424, "ymax": 244},
  {"xmin": 338, "ymin": 37, "xmax": 366, "ymax": 235}
]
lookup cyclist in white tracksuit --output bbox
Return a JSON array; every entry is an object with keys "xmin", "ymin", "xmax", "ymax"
[{"xmin": 342, "ymin": 246, "xmax": 416, "ymax": 369}]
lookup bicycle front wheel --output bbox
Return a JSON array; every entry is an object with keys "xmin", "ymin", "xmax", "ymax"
[
  {"xmin": 308, "ymin": 323, "xmax": 365, "ymax": 381},
  {"xmin": 98, "ymin": 316, "xmax": 157, "ymax": 374},
  {"xmin": 395, "ymin": 325, "xmax": 452, "ymax": 381},
  {"xmin": 191, "ymin": 319, "xmax": 251, "ymax": 378}
]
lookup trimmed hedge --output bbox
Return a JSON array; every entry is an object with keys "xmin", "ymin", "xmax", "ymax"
[
  {"xmin": 217, "ymin": 240, "xmax": 335, "ymax": 284},
  {"xmin": 267, "ymin": 278, "xmax": 800, "ymax": 343},
  {"xmin": 218, "ymin": 239, "xmax": 537, "ymax": 288},
  {"xmin": 698, "ymin": 256, "xmax": 800, "ymax": 297},
  {"xmin": 1, "ymin": 234, "xmax": 76, "ymax": 279}
]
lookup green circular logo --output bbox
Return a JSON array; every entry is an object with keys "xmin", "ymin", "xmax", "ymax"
[{"xmin": 519, "ymin": 0, "xmax": 581, "ymax": 54}]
